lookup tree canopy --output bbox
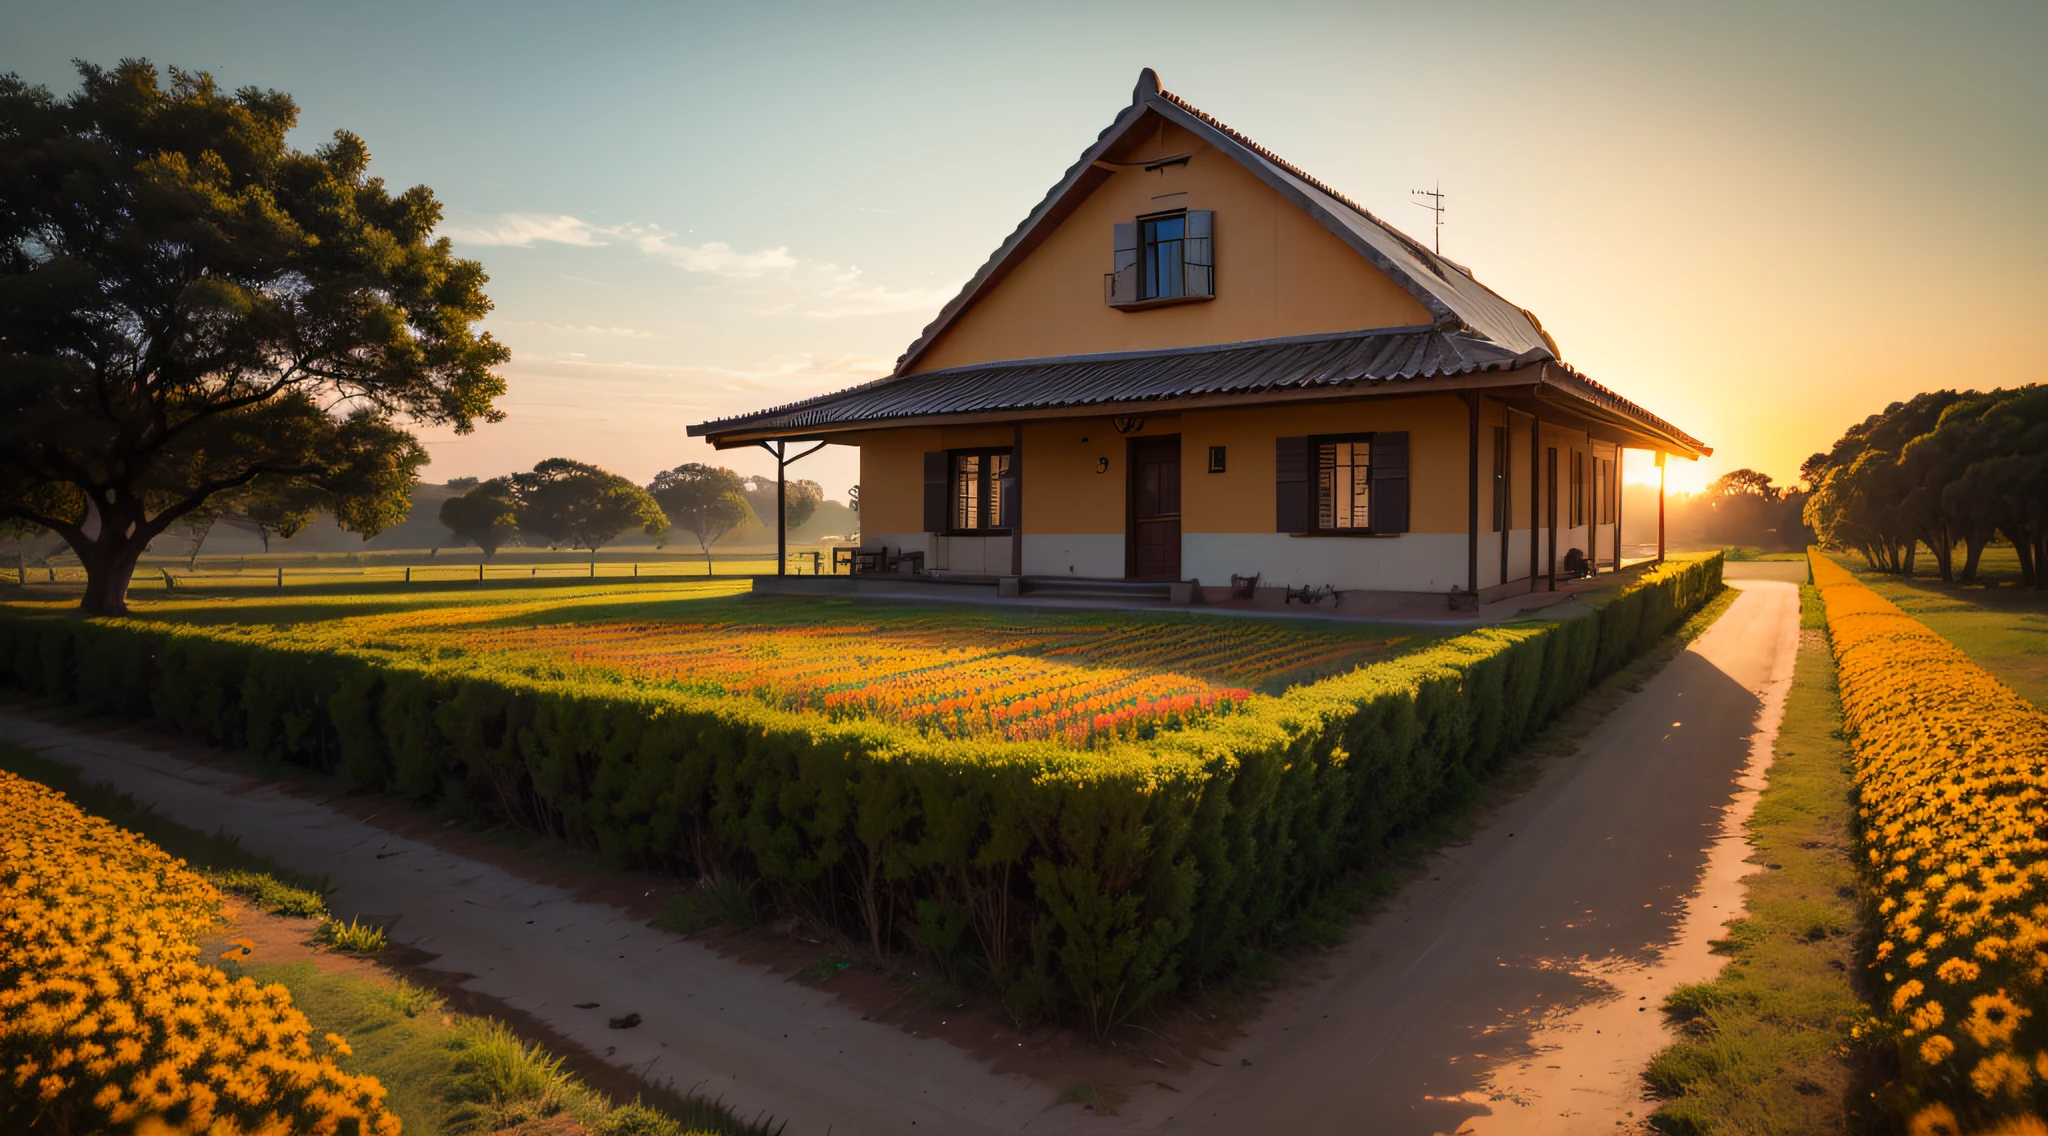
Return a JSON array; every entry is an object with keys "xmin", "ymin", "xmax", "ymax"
[
  {"xmin": 741, "ymin": 474, "xmax": 823, "ymax": 532},
  {"xmin": 0, "ymin": 60, "xmax": 506, "ymax": 611},
  {"xmin": 649, "ymin": 463, "xmax": 753, "ymax": 571},
  {"xmin": 1805, "ymin": 386, "xmax": 2048, "ymax": 585},
  {"xmin": 511, "ymin": 458, "xmax": 665, "ymax": 553},
  {"xmin": 437, "ymin": 477, "xmax": 520, "ymax": 560}
]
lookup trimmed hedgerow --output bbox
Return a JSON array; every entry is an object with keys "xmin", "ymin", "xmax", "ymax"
[{"xmin": 0, "ymin": 555, "xmax": 1719, "ymax": 1030}]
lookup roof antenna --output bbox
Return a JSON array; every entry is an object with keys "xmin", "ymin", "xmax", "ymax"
[{"xmin": 1410, "ymin": 181, "xmax": 1445, "ymax": 255}]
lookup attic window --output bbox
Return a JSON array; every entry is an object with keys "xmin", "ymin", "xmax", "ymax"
[{"xmin": 1106, "ymin": 211, "xmax": 1214, "ymax": 309}]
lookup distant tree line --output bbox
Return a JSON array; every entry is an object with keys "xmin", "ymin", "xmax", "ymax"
[
  {"xmin": 1667, "ymin": 468, "xmax": 1815, "ymax": 552},
  {"xmin": 436, "ymin": 460, "xmax": 827, "ymax": 572},
  {"xmin": 1804, "ymin": 386, "xmax": 2047, "ymax": 586}
]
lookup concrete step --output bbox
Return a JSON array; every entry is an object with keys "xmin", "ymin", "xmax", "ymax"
[{"xmin": 1020, "ymin": 576, "xmax": 1173, "ymax": 601}]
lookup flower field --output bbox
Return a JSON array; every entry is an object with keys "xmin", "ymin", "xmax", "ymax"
[
  {"xmin": 0, "ymin": 556, "xmax": 1723, "ymax": 1029},
  {"xmin": 287, "ymin": 593, "xmax": 1421, "ymax": 746},
  {"xmin": 0, "ymin": 769, "xmax": 400, "ymax": 1135},
  {"xmin": 1810, "ymin": 551, "xmax": 2048, "ymax": 1133}
]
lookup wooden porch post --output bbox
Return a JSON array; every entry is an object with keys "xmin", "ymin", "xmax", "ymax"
[
  {"xmin": 1528, "ymin": 409, "xmax": 1541, "ymax": 593},
  {"xmin": 1499, "ymin": 413, "xmax": 1513, "ymax": 590},
  {"xmin": 1011, "ymin": 422, "xmax": 1024, "ymax": 577},
  {"xmin": 1657, "ymin": 451, "xmax": 1667, "ymax": 564},
  {"xmin": 776, "ymin": 441, "xmax": 787, "ymax": 577},
  {"xmin": 1613, "ymin": 448, "xmax": 1625, "ymax": 570},
  {"xmin": 1546, "ymin": 445, "xmax": 1559, "ymax": 590},
  {"xmin": 1464, "ymin": 392, "xmax": 1480, "ymax": 599}
]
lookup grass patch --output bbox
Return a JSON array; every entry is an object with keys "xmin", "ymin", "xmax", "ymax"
[
  {"xmin": 1832, "ymin": 546, "xmax": 2048, "ymax": 710},
  {"xmin": 655, "ymin": 876, "xmax": 759, "ymax": 935},
  {"xmin": 243, "ymin": 962, "xmax": 764, "ymax": 1136},
  {"xmin": 1643, "ymin": 609, "xmax": 1866, "ymax": 1133}
]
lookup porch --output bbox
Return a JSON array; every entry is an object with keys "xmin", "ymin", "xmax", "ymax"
[{"xmin": 750, "ymin": 553, "xmax": 1673, "ymax": 628}]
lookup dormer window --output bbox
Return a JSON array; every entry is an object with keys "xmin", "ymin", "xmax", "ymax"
[{"xmin": 1106, "ymin": 210, "xmax": 1214, "ymax": 308}]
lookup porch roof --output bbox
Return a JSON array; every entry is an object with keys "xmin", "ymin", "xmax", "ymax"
[{"xmin": 687, "ymin": 326, "xmax": 1711, "ymax": 458}]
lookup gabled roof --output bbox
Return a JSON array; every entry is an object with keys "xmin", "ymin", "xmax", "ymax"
[
  {"xmin": 686, "ymin": 326, "xmax": 1711, "ymax": 458},
  {"xmin": 688, "ymin": 69, "xmax": 1708, "ymax": 459},
  {"xmin": 890, "ymin": 68, "xmax": 1560, "ymax": 374}
]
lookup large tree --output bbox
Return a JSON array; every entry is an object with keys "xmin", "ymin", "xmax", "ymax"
[
  {"xmin": 437, "ymin": 476, "xmax": 520, "ymax": 560},
  {"xmin": 511, "ymin": 458, "xmax": 666, "ymax": 554},
  {"xmin": 741, "ymin": 473, "xmax": 822, "ymax": 532},
  {"xmin": 649, "ymin": 463, "xmax": 753, "ymax": 573},
  {"xmin": 0, "ymin": 60, "xmax": 507, "ymax": 612}
]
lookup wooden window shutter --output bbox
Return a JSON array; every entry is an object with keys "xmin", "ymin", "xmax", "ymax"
[
  {"xmin": 1105, "ymin": 222, "xmax": 1138, "ymax": 306},
  {"xmin": 1275, "ymin": 436, "xmax": 1311, "ymax": 532},
  {"xmin": 922, "ymin": 451, "xmax": 947, "ymax": 533},
  {"xmin": 1182, "ymin": 210, "xmax": 1214, "ymax": 297},
  {"xmin": 997, "ymin": 451, "xmax": 1019, "ymax": 530},
  {"xmin": 1370, "ymin": 431, "xmax": 1410, "ymax": 533}
]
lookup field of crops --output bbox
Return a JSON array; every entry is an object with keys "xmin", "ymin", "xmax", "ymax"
[
  {"xmin": 0, "ymin": 768, "xmax": 398, "ymax": 1135},
  {"xmin": 127, "ymin": 584, "xmax": 1424, "ymax": 746},
  {"xmin": 1810, "ymin": 551, "xmax": 2048, "ymax": 1132}
]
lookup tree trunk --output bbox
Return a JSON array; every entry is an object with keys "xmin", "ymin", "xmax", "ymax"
[
  {"xmin": 2015, "ymin": 537, "xmax": 2037, "ymax": 587},
  {"xmin": 1961, "ymin": 537, "xmax": 1988, "ymax": 584},
  {"xmin": 78, "ymin": 535, "xmax": 146, "ymax": 615}
]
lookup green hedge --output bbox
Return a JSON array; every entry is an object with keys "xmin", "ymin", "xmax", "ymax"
[{"xmin": 0, "ymin": 554, "xmax": 1720, "ymax": 1029}]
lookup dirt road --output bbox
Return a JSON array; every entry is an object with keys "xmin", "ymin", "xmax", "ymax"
[
  {"xmin": 0, "ymin": 710, "xmax": 1057, "ymax": 1136},
  {"xmin": 1110, "ymin": 577, "xmax": 1801, "ymax": 1134}
]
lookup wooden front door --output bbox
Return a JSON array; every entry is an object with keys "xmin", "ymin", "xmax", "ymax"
[{"xmin": 1128, "ymin": 435, "xmax": 1182, "ymax": 580}]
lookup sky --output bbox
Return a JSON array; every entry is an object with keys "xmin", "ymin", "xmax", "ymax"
[{"xmin": 7, "ymin": 0, "xmax": 2044, "ymax": 499}]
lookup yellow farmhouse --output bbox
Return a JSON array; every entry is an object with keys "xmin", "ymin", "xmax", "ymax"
[{"xmin": 691, "ymin": 70, "xmax": 1708, "ymax": 605}]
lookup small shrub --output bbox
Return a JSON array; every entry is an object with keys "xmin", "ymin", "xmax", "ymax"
[
  {"xmin": 208, "ymin": 867, "xmax": 330, "ymax": 919},
  {"xmin": 1643, "ymin": 1044, "xmax": 1719, "ymax": 1098},
  {"xmin": 593, "ymin": 1101, "xmax": 688, "ymax": 1136},
  {"xmin": 451, "ymin": 1018, "xmax": 576, "ymax": 1120},
  {"xmin": 383, "ymin": 976, "xmax": 446, "ymax": 1018},
  {"xmin": 316, "ymin": 916, "xmax": 389, "ymax": 953}
]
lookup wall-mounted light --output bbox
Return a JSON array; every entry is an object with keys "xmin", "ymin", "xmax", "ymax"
[
  {"xmin": 1208, "ymin": 445, "xmax": 1227, "ymax": 473},
  {"xmin": 1112, "ymin": 416, "xmax": 1145, "ymax": 435}
]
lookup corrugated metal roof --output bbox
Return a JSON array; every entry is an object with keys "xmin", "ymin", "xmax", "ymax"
[{"xmin": 693, "ymin": 327, "xmax": 1523, "ymax": 435}]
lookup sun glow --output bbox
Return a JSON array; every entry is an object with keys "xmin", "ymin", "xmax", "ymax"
[{"xmin": 1622, "ymin": 448, "xmax": 1713, "ymax": 496}]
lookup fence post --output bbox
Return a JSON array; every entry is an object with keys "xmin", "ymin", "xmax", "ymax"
[
  {"xmin": 405, "ymin": 565, "xmax": 412, "ymax": 583},
  {"xmin": 276, "ymin": 567, "xmax": 284, "ymax": 590},
  {"xmin": 633, "ymin": 563, "xmax": 639, "ymax": 580},
  {"xmin": 589, "ymin": 561, "xmax": 595, "ymax": 579},
  {"xmin": 478, "ymin": 563, "xmax": 484, "ymax": 584}
]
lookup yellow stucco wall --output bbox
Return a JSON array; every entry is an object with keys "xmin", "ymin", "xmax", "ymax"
[
  {"xmin": 908, "ymin": 113, "xmax": 1434, "ymax": 373},
  {"xmin": 851, "ymin": 396, "xmax": 1604, "ymax": 539}
]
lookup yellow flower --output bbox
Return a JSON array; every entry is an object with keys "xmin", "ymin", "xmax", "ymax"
[
  {"xmin": 1968, "ymin": 1052, "xmax": 2034, "ymax": 1099},
  {"xmin": 1934, "ymin": 957, "xmax": 1980, "ymax": 984},
  {"xmin": 1907, "ymin": 1103, "xmax": 1959, "ymax": 1136},
  {"xmin": 1919, "ymin": 1034, "xmax": 1956, "ymax": 1065},
  {"xmin": 1963, "ymin": 991, "xmax": 2029, "ymax": 1047}
]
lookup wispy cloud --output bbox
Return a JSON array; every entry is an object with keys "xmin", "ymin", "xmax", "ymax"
[
  {"xmin": 508, "ymin": 321, "xmax": 663, "ymax": 338},
  {"xmin": 442, "ymin": 213, "xmax": 613, "ymax": 247},
  {"xmin": 444, "ymin": 212, "xmax": 952, "ymax": 318}
]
